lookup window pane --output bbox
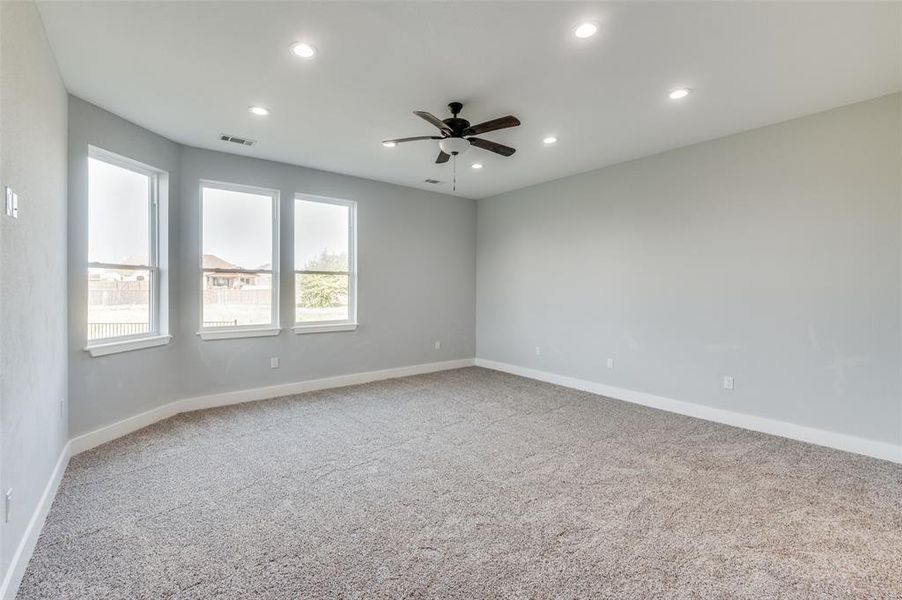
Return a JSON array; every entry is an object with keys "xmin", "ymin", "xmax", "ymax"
[
  {"xmin": 202, "ymin": 272, "xmax": 272, "ymax": 327},
  {"xmin": 295, "ymin": 200, "xmax": 349, "ymax": 272},
  {"xmin": 89, "ymin": 158, "xmax": 150, "ymax": 265},
  {"xmin": 296, "ymin": 273, "xmax": 349, "ymax": 322},
  {"xmin": 202, "ymin": 187, "xmax": 273, "ymax": 270},
  {"xmin": 88, "ymin": 267, "xmax": 151, "ymax": 340}
]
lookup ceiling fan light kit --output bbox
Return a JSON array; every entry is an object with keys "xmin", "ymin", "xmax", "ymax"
[{"xmin": 438, "ymin": 137, "xmax": 470, "ymax": 156}]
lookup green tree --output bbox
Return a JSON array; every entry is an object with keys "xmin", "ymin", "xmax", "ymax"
[{"xmin": 297, "ymin": 250, "xmax": 348, "ymax": 308}]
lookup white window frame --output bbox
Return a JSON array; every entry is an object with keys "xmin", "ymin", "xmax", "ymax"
[
  {"xmin": 85, "ymin": 146, "xmax": 171, "ymax": 357},
  {"xmin": 293, "ymin": 194, "xmax": 357, "ymax": 334},
  {"xmin": 197, "ymin": 180, "xmax": 281, "ymax": 340}
]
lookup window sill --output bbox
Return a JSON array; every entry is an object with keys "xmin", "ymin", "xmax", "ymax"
[
  {"xmin": 86, "ymin": 335, "xmax": 172, "ymax": 357},
  {"xmin": 197, "ymin": 327, "xmax": 281, "ymax": 341},
  {"xmin": 293, "ymin": 322, "xmax": 358, "ymax": 335}
]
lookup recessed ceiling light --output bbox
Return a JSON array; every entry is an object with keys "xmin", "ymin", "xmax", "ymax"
[
  {"xmin": 543, "ymin": 136, "xmax": 558, "ymax": 145},
  {"xmin": 668, "ymin": 88, "xmax": 691, "ymax": 100},
  {"xmin": 249, "ymin": 106, "xmax": 270, "ymax": 116},
  {"xmin": 471, "ymin": 163, "xmax": 483, "ymax": 169},
  {"xmin": 290, "ymin": 42, "xmax": 317, "ymax": 59},
  {"xmin": 382, "ymin": 141, "xmax": 396, "ymax": 148},
  {"xmin": 573, "ymin": 22, "xmax": 599, "ymax": 39}
]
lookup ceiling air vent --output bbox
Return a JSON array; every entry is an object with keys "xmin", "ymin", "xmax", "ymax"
[
  {"xmin": 424, "ymin": 179, "xmax": 442, "ymax": 185},
  {"xmin": 219, "ymin": 134, "xmax": 256, "ymax": 146}
]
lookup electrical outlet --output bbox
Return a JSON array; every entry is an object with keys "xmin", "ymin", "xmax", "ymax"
[
  {"xmin": 5, "ymin": 489, "xmax": 11, "ymax": 523},
  {"xmin": 535, "ymin": 346, "xmax": 541, "ymax": 356},
  {"xmin": 270, "ymin": 357, "xmax": 279, "ymax": 369},
  {"xmin": 434, "ymin": 340, "xmax": 441, "ymax": 350},
  {"xmin": 723, "ymin": 375, "xmax": 734, "ymax": 390},
  {"xmin": 606, "ymin": 358, "xmax": 614, "ymax": 369}
]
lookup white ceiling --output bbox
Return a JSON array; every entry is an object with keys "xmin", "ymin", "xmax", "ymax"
[{"xmin": 37, "ymin": 1, "xmax": 902, "ymax": 199}]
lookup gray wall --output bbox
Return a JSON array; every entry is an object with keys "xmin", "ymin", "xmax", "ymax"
[
  {"xmin": 68, "ymin": 97, "xmax": 183, "ymax": 436},
  {"xmin": 68, "ymin": 102, "xmax": 476, "ymax": 436},
  {"xmin": 177, "ymin": 148, "xmax": 476, "ymax": 399},
  {"xmin": 477, "ymin": 94, "xmax": 902, "ymax": 446},
  {"xmin": 0, "ymin": 0, "xmax": 68, "ymax": 587}
]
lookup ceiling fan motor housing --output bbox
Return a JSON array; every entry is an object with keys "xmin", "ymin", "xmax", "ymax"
[{"xmin": 439, "ymin": 137, "xmax": 471, "ymax": 156}]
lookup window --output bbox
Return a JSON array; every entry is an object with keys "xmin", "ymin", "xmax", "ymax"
[
  {"xmin": 200, "ymin": 182, "xmax": 279, "ymax": 339},
  {"xmin": 87, "ymin": 148, "xmax": 168, "ymax": 355},
  {"xmin": 294, "ymin": 195, "xmax": 356, "ymax": 333}
]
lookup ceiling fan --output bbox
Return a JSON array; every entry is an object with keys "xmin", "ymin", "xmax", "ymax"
[{"xmin": 383, "ymin": 102, "xmax": 521, "ymax": 164}]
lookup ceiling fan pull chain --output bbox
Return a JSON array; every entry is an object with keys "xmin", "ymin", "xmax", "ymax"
[{"xmin": 453, "ymin": 154, "xmax": 457, "ymax": 191}]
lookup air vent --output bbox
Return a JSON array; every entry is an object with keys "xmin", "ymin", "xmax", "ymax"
[
  {"xmin": 424, "ymin": 179, "xmax": 442, "ymax": 185},
  {"xmin": 219, "ymin": 134, "xmax": 256, "ymax": 146}
]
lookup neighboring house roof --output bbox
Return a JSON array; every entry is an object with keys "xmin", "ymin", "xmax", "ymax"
[
  {"xmin": 120, "ymin": 255, "xmax": 150, "ymax": 266},
  {"xmin": 202, "ymin": 254, "xmax": 241, "ymax": 269}
]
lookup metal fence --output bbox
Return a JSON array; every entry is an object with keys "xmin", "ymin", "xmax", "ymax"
[
  {"xmin": 88, "ymin": 322, "xmax": 150, "ymax": 340},
  {"xmin": 203, "ymin": 320, "xmax": 238, "ymax": 328},
  {"xmin": 88, "ymin": 320, "xmax": 238, "ymax": 340}
]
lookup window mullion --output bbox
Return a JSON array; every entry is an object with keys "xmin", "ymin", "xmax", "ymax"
[
  {"xmin": 295, "ymin": 270, "xmax": 350, "ymax": 276},
  {"xmin": 89, "ymin": 262, "xmax": 153, "ymax": 270}
]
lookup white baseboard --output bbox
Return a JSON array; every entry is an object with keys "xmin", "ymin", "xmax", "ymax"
[
  {"xmin": 475, "ymin": 358, "xmax": 901, "ymax": 464},
  {"xmin": 70, "ymin": 358, "xmax": 475, "ymax": 455},
  {"xmin": 0, "ymin": 442, "xmax": 71, "ymax": 600},
  {"xmin": 69, "ymin": 400, "xmax": 182, "ymax": 456}
]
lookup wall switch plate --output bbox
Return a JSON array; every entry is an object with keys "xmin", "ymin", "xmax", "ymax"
[
  {"xmin": 434, "ymin": 340, "xmax": 441, "ymax": 350},
  {"xmin": 270, "ymin": 357, "xmax": 279, "ymax": 369},
  {"xmin": 59, "ymin": 397, "xmax": 65, "ymax": 416},
  {"xmin": 723, "ymin": 375, "xmax": 734, "ymax": 390},
  {"xmin": 535, "ymin": 346, "xmax": 541, "ymax": 356},
  {"xmin": 606, "ymin": 358, "xmax": 614, "ymax": 369},
  {"xmin": 4, "ymin": 489, "xmax": 11, "ymax": 523},
  {"xmin": 5, "ymin": 186, "xmax": 17, "ymax": 218}
]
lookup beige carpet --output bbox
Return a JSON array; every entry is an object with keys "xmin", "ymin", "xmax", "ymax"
[{"xmin": 18, "ymin": 367, "xmax": 902, "ymax": 598}]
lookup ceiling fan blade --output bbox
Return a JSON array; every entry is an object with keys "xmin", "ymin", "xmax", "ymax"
[
  {"xmin": 436, "ymin": 150, "xmax": 451, "ymax": 164},
  {"xmin": 414, "ymin": 111, "xmax": 452, "ymax": 133},
  {"xmin": 468, "ymin": 137, "xmax": 516, "ymax": 157},
  {"xmin": 383, "ymin": 136, "xmax": 443, "ymax": 144},
  {"xmin": 463, "ymin": 115, "xmax": 520, "ymax": 136}
]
